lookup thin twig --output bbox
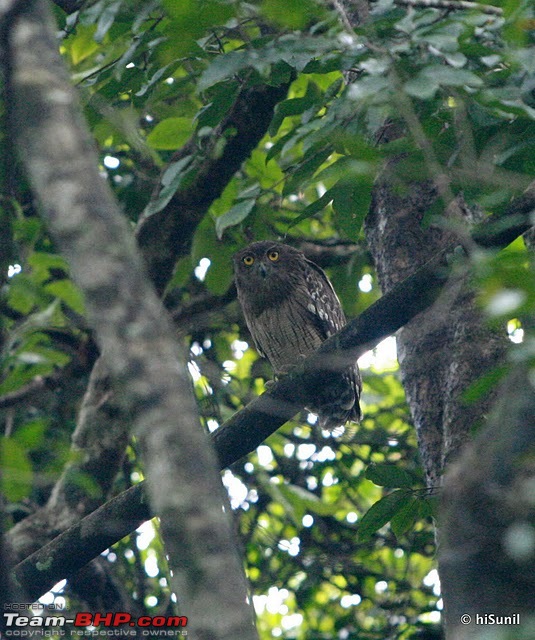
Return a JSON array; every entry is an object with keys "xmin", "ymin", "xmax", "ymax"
[
  {"xmin": 332, "ymin": 0, "xmax": 354, "ymax": 31},
  {"xmin": 394, "ymin": 0, "xmax": 503, "ymax": 16},
  {"xmin": 0, "ymin": 375, "xmax": 51, "ymax": 409}
]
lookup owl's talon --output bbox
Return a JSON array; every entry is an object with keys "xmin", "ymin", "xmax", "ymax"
[
  {"xmin": 276, "ymin": 365, "xmax": 294, "ymax": 376},
  {"xmin": 280, "ymin": 356, "xmax": 309, "ymax": 375}
]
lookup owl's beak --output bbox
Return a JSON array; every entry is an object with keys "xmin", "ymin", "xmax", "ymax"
[{"xmin": 258, "ymin": 263, "xmax": 269, "ymax": 278}]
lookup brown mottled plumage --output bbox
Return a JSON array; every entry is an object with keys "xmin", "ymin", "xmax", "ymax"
[{"xmin": 233, "ymin": 241, "xmax": 362, "ymax": 430}]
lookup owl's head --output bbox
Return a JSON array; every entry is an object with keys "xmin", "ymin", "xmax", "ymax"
[{"xmin": 233, "ymin": 241, "xmax": 304, "ymax": 308}]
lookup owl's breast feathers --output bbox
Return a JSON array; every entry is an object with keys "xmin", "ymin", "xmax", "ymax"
[
  {"xmin": 250, "ymin": 297, "xmax": 326, "ymax": 374},
  {"xmin": 237, "ymin": 259, "xmax": 333, "ymax": 371}
]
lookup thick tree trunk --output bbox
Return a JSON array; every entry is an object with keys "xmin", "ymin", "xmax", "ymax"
[
  {"xmin": 366, "ymin": 167, "xmax": 535, "ymax": 640},
  {"xmin": 365, "ymin": 166, "xmax": 507, "ymax": 488},
  {"xmin": 4, "ymin": 2, "xmax": 258, "ymax": 637},
  {"xmin": 439, "ymin": 215, "xmax": 535, "ymax": 637},
  {"xmin": 2, "ymin": 0, "xmax": 287, "ymax": 615}
]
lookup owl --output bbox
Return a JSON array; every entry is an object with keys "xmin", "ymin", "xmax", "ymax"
[{"xmin": 233, "ymin": 241, "xmax": 362, "ymax": 430}]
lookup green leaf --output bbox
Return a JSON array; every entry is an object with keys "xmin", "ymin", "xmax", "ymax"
[
  {"xmin": 198, "ymin": 34, "xmax": 333, "ymax": 92},
  {"xmin": 69, "ymin": 25, "xmax": 100, "ymax": 66},
  {"xmin": 0, "ymin": 438, "xmax": 33, "ymax": 502},
  {"xmin": 192, "ymin": 215, "xmax": 237, "ymax": 294},
  {"xmin": 266, "ymin": 128, "xmax": 297, "ymax": 163},
  {"xmin": 403, "ymin": 73, "xmax": 439, "ymax": 100},
  {"xmin": 135, "ymin": 62, "xmax": 174, "ymax": 98},
  {"xmin": 405, "ymin": 65, "xmax": 483, "ymax": 98},
  {"xmin": 196, "ymin": 81, "xmax": 239, "ymax": 128},
  {"xmin": 18, "ymin": 344, "xmax": 70, "ymax": 368},
  {"xmin": 434, "ymin": 67, "xmax": 483, "ymax": 87},
  {"xmin": 143, "ymin": 155, "xmax": 194, "ymax": 217},
  {"xmin": 7, "ymin": 274, "xmax": 39, "ymax": 314},
  {"xmin": 198, "ymin": 50, "xmax": 252, "ymax": 92},
  {"xmin": 463, "ymin": 364, "xmax": 509, "ymax": 403},
  {"xmin": 29, "ymin": 252, "xmax": 70, "ymax": 282},
  {"xmin": 262, "ymin": 480, "xmax": 302, "ymax": 526},
  {"xmin": 261, "ymin": 0, "xmax": 323, "ymax": 29},
  {"xmin": 204, "ymin": 245, "xmax": 236, "ymax": 294},
  {"xmin": 15, "ymin": 419, "xmax": 48, "ymax": 449},
  {"xmin": 419, "ymin": 493, "xmax": 439, "ymax": 519},
  {"xmin": 331, "ymin": 175, "xmax": 372, "ymax": 241},
  {"xmin": 269, "ymin": 86, "xmax": 322, "ymax": 137},
  {"xmin": 12, "ymin": 217, "xmax": 42, "ymax": 246},
  {"xmin": 45, "ymin": 280, "xmax": 86, "ymax": 315},
  {"xmin": 0, "ymin": 365, "xmax": 53, "ymax": 396},
  {"xmin": 8, "ymin": 302, "xmax": 61, "ymax": 344},
  {"xmin": 366, "ymin": 463, "xmax": 414, "ymax": 489},
  {"xmin": 94, "ymin": 0, "xmax": 122, "ymax": 42},
  {"xmin": 358, "ymin": 490, "xmax": 413, "ymax": 542},
  {"xmin": 165, "ymin": 256, "xmax": 192, "ymax": 293},
  {"xmin": 391, "ymin": 495, "xmax": 421, "ymax": 538},
  {"xmin": 215, "ymin": 199, "xmax": 256, "ymax": 240},
  {"xmin": 283, "ymin": 148, "xmax": 332, "ymax": 196},
  {"xmin": 163, "ymin": 0, "xmax": 234, "ymax": 56},
  {"xmin": 146, "ymin": 117, "xmax": 193, "ymax": 150},
  {"xmin": 289, "ymin": 188, "xmax": 334, "ymax": 228}
]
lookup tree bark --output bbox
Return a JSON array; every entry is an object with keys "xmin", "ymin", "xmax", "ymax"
[{"xmin": 3, "ymin": 2, "xmax": 289, "ymax": 574}]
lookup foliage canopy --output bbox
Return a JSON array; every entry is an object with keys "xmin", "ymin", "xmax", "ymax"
[{"xmin": 1, "ymin": 0, "xmax": 533, "ymax": 638}]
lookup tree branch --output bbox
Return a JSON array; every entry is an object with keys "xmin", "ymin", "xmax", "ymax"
[
  {"xmin": 13, "ymin": 484, "xmax": 151, "ymax": 602},
  {"xmin": 11, "ymin": 244, "xmax": 453, "ymax": 599},
  {"xmin": 394, "ymin": 0, "xmax": 503, "ymax": 16}
]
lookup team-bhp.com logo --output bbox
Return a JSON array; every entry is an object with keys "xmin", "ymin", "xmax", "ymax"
[{"xmin": 4, "ymin": 612, "xmax": 188, "ymax": 629}]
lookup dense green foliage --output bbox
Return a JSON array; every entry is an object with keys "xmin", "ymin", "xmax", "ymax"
[{"xmin": 1, "ymin": 0, "xmax": 533, "ymax": 638}]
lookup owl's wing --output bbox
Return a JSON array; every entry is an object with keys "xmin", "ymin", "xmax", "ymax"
[
  {"xmin": 301, "ymin": 260, "xmax": 362, "ymax": 425},
  {"xmin": 248, "ymin": 330, "xmax": 267, "ymax": 359},
  {"xmin": 297, "ymin": 259, "xmax": 347, "ymax": 340}
]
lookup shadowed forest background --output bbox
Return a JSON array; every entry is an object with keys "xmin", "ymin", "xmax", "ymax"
[{"xmin": 0, "ymin": 1, "xmax": 534, "ymax": 639}]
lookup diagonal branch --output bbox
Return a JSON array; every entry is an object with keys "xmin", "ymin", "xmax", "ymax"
[
  {"xmin": 13, "ymin": 182, "xmax": 534, "ymax": 599},
  {"xmin": 13, "ymin": 485, "xmax": 151, "ymax": 602},
  {"xmin": 13, "ymin": 246, "xmax": 451, "ymax": 600}
]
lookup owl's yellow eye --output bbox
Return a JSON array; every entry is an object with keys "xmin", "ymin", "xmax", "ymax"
[
  {"xmin": 243, "ymin": 255, "xmax": 255, "ymax": 266},
  {"xmin": 268, "ymin": 250, "xmax": 279, "ymax": 262}
]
